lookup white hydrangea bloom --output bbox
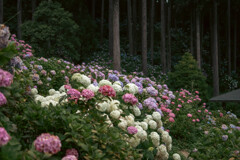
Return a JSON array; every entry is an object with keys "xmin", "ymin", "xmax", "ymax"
[
  {"xmin": 48, "ymin": 100, "xmax": 58, "ymax": 106},
  {"xmin": 35, "ymin": 95, "xmax": 45, "ymax": 103},
  {"xmin": 113, "ymin": 81, "xmax": 122, "ymax": 86},
  {"xmin": 140, "ymin": 122, "xmax": 148, "ymax": 130},
  {"xmin": 150, "ymin": 132, "xmax": 160, "ymax": 147},
  {"xmin": 59, "ymin": 85, "xmax": 66, "ymax": 93},
  {"xmin": 96, "ymin": 101, "xmax": 109, "ymax": 112},
  {"xmin": 49, "ymin": 89, "xmax": 56, "ymax": 95},
  {"xmin": 107, "ymin": 100, "xmax": 120, "ymax": 112},
  {"xmin": 125, "ymin": 114, "xmax": 135, "ymax": 126},
  {"xmin": 137, "ymin": 130, "xmax": 147, "ymax": 141},
  {"xmin": 110, "ymin": 110, "xmax": 121, "ymax": 119},
  {"xmin": 148, "ymin": 120, "xmax": 157, "ymax": 130},
  {"xmin": 87, "ymin": 84, "xmax": 99, "ymax": 93},
  {"xmin": 31, "ymin": 88, "xmax": 38, "ymax": 95},
  {"xmin": 123, "ymin": 83, "xmax": 139, "ymax": 94},
  {"xmin": 118, "ymin": 120, "xmax": 128, "ymax": 130},
  {"xmin": 167, "ymin": 144, "xmax": 172, "ymax": 151},
  {"xmin": 41, "ymin": 101, "xmax": 50, "ymax": 107},
  {"xmin": 72, "ymin": 73, "xmax": 91, "ymax": 87},
  {"xmin": 129, "ymin": 136, "xmax": 141, "ymax": 147},
  {"xmin": 133, "ymin": 106, "xmax": 141, "ymax": 116},
  {"xmin": 156, "ymin": 144, "xmax": 169, "ymax": 160},
  {"xmin": 112, "ymin": 84, "xmax": 123, "ymax": 93},
  {"xmin": 173, "ymin": 153, "xmax": 181, "ymax": 160},
  {"xmin": 152, "ymin": 112, "xmax": 161, "ymax": 122},
  {"xmin": 99, "ymin": 79, "xmax": 112, "ymax": 87}
]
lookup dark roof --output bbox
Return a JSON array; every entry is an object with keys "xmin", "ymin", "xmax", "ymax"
[{"xmin": 210, "ymin": 89, "xmax": 240, "ymax": 102}]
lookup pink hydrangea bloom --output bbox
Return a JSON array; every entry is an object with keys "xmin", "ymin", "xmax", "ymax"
[
  {"xmin": 0, "ymin": 127, "xmax": 11, "ymax": 146},
  {"xmin": 98, "ymin": 85, "xmax": 116, "ymax": 97},
  {"xmin": 127, "ymin": 126, "xmax": 138, "ymax": 134},
  {"xmin": 81, "ymin": 89, "xmax": 94, "ymax": 100},
  {"xmin": 187, "ymin": 114, "xmax": 192, "ymax": 118},
  {"xmin": 220, "ymin": 113, "xmax": 223, "ymax": 117},
  {"xmin": 67, "ymin": 89, "xmax": 81, "ymax": 100},
  {"xmin": 0, "ymin": 92, "xmax": 7, "ymax": 106},
  {"xmin": 198, "ymin": 110, "xmax": 201, "ymax": 113},
  {"xmin": 34, "ymin": 133, "xmax": 61, "ymax": 154},
  {"xmin": 62, "ymin": 155, "xmax": 77, "ymax": 160},
  {"xmin": 0, "ymin": 69, "xmax": 13, "ymax": 87},
  {"xmin": 66, "ymin": 148, "xmax": 79, "ymax": 159},
  {"xmin": 162, "ymin": 95, "xmax": 169, "ymax": 100},
  {"xmin": 169, "ymin": 113, "xmax": 175, "ymax": 118},
  {"xmin": 122, "ymin": 93, "xmax": 138, "ymax": 105},
  {"xmin": 169, "ymin": 117, "xmax": 175, "ymax": 122},
  {"xmin": 192, "ymin": 119, "xmax": 196, "ymax": 122}
]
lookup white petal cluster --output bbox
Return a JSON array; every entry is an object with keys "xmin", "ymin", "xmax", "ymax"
[
  {"xmin": 152, "ymin": 112, "xmax": 161, "ymax": 122},
  {"xmin": 99, "ymin": 79, "xmax": 112, "ymax": 87},
  {"xmin": 173, "ymin": 153, "xmax": 181, "ymax": 160},
  {"xmin": 149, "ymin": 132, "xmax": 160, "ymax": 147},
  {"xmin": 87, "ymin": 84, "xmax": 99, "ymax": 93},
  {"xmin": 133, "ymin": 106, "xmax": 141, "ymax": 116},
  {"xmin": 129, "ymin": 136, "xmax": 141, "ymax": 147},
  {"xmin": 118, "ymin": 119, "xmax": 128, "ymax": 130},
  {"xmin": 125, "ymin": 114, "xmax": 135, "ymax": 126},
  {"xmin": 112, "ymin": 84, "xmax": 123, "ymax": 93},
  {"xmin": 110, "ymin": 110, "xmax": 121, "ymax": 119},
  {"xmin": 31, "ymin": 88, "xmax": 38, "ymax": 95},
  {"xmin": 96, "ymin": 101, "xmax": 109, "ymax": 112},
  {"xmin": 123, "ymin": 83, "xmax": 139, "ymax": 94},
  {"xmin": 162, "ymin": 131, "xmax": 172, "ymax": 151},
  {"xmin": 140, "ymin": 122, "xmax": 148, "ymax": 130},
  {"xmin": 71, "ymin": 73, "xmax": 91, "ymax": 87},
  {"xmin": 156, "ymin": 144, "xmax": 169, "ymax": 160},
  {"xmin": 113, "ymin": 81, "xmax": 122, "ymax": 86},
  {"xmin": 148, "ymin": 120, "xmax": 157, "ymax": 130}
]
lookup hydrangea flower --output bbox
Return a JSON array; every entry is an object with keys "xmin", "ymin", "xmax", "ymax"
[
  {"xmin": 65, "ymin": 148, "xmax": 79, "ymax": 159},
  {"xmin": 127, "ymin": 126, "xmax": 138, "ymax": 134},
  {"xmin": 62, "ymin": 155, "xmax": 77, "ymax": 160},
  {"xmin": 0, "ymin": 127, "xmax": 11, "ymax": 146},
  {"xmin": 143, "ymin": 97, "xmax": 158, "ymax": 110},
  {"xmin": 0, "ymin": 92, "xmax": 7, "ymax": 106},
  {"xmin": 98, "ymin": 85, "xmax": 116, "ymax": 97},
  {"xmin": 81, "ymin": 89, "xmax": 94, "ymax": 100},
  {"xmin": 222, "ymin": 135, "xmax": 228, "ymax": 141},
  {"xmin": 67, "ymin": 89, "xmax": 81, "ymax": 101},
  {"xmin": 108, "ymin": 74, "xmax": 119, "ymax": 82},
  {"xmin": 146, "ymin": 87, "xmax": 158, "ymax": 96},
  {"xmin": 0, "ymin": 69, "xmax": 13, "ymax": 87},
  {"xmin": 122, "ymin": 93, "xmax": 138, "ymax": 105},
  {"xmin": 34, "ymin": 133, "xmax": 61, "ymax": 154}
]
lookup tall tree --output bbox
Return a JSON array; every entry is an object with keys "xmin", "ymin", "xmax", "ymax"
[
  {"xmin": 132, "ymin": 0, "xmax": 137, "ymax": 55},
  {"xmin": 127, "ymin": 0, "xmax": 133, "ymax": 55},
  {"xmin": 150, "ymin": 0, "xmax": 155, "ymax": 64},
  {"xmin": 109, "ymin": 0, "xmax": 113, "ymax": 57},
  {"xmin": 17, "ymin": 0, "xmax": 22, "ymax": 39},
  {"xmin": 190, "ymin": 11, "xmax": 194, "ymax": 55},
  {"xmin": 167, "ymin": 0, "xmax": 171, "ymax": 71},
  {"xmin": 161, "ymin": 0, "xmax": 166, "ymax": 73},
  {"xmin": 113, "ymin": 0, "xmax": 121, "ymax": 71},
  {"xmin": 227, "ymin": 0, "xmax": 231, "ymax": 75},
  {"xmin": 101, "ymin": 0, "xmax": 105, "ymax": 44},
  {"xmin": 32, "ymin": 0, "xmax": 36, "ymax": 21},
  {"xmin": 213, "ymin": 0, "xmax": 219, "ymax": 96},
  {"xmin": 142, "ymin": 0, "xmax": 147, "ymax": 75},
  {"xmin": 196, "ymin": 3, "xmax": 201, "ymax": 69},
  {"xmin": 92, "ymin": 0, "xmax": 95, "ymax": 20},
  {"xmin": 0, "ymin": 0, "xmax": 3, "ymax": 23},
  {"xmin": 233, "ymin": 13, "xmax": 237, "ymax": 72}
]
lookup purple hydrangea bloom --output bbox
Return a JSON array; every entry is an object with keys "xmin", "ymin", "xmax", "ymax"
[
  {"xmin": 143, "ymin": 97, "xmax": 158, "ymax": 110},
  {"xmin": 137, "ymin": 103, "xmax": 143, "ymax": 109},
  {"xmin": 108, "ymin": 74, "xmax": 119, "ymax": 82},
  {"xmin": 127, "ymin": 126, "xmax": 138, "ymax": 134},
  {"xmin": 0, "ymin": 127, "xmax": 11, "ymax": 146},
  {"xmin": 0, "ymin": 69, "xmax": 13, "ymax": 87},
  {"xmin": 34, "ymin": 133, "xmax": 61, "ymax": 154},
  {"xmin": 146, "ymin": 87, "xmax": 158, "ymax": 96},
  {"xmin": 0, "ymin": 92, "xmax": 7, "ymax": 106}
]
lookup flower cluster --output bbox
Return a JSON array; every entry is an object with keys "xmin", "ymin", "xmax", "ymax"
[
  {"xmin": 0, "ymin": 127, "xmax": 11, "ymax": 146},
  {"xmin": 0, "ymin": 92, "xmax": 7, "ymax": 106},
  {"xmin": 122, "ymin": 93, "xmax": 138, "ymax": 105},
  {"xmin": 34, "ymin": 133, "xmax": 61, "ymax": 154},
  {"xmin": 98, "ymin": 85, "xmax": 116, "ymax": 97},
  {"xmin": 81, "ymin": 89, "xmax": 94, "ymax": 100},
  {"xmin": 0, "ymin": 69, "xmax": 13, "ymax": 87}
]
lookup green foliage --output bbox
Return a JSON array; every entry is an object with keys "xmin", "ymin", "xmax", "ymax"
[
  {"xmin": 21, "ymin": 1, "xmax": 81, "ymax": 62},
  {"xmin": 168, "ymin": 52, "xmax": 208, "ymax": 99},
  {"xmin": 0, "ymin": 42, "xmax": 18, "ymax": 66}
]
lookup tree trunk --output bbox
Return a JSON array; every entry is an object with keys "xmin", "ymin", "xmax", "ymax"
[
  {"xmin": 133, "ymin": 0, "xmax": 137, "ymax": 55},
  {"xmin": 227, "ymin": 0, "xmax": 231, "ymax": 75},
  {"xmin": 167, "ymin": 0, "xmax": 171, "ymax": 71},
  {"xmin": 196, "ymin": 5, "xmax": 201, "ymax": 69},
  {"xmin": 142, "ymin": 0, "xmax": 147, "ymax": 75},
  {"xmin": 234, "ymin": 13, "xmax": 237, "ymax": 72},
  {"xmin": 161, "ymin": 0, "xmax": 166, "ymax": 73},
  {"xmin": 150, "ymin": 0, "xmax": 155, "ymax": 64},
  {"xmin": 100, "ymin": 0, "xmax": 105, "ymax": 44},
  {"xmin": 92, "ymin": 0, "xmax": 95, "ymax": 20},
  {"xmin": 32, "ymin": 0, "xmax": 36, "ymax": 21},
  {"xmin": 17, "ymin": 0, "xmax": 22, "ymax": 39},
  {"xmin": 213, "ymin": 0, "xmax": 219, "ymax": 96},
  {"xmin": 127, "ymin": 0, "xmax": 133, "ymax": 55},
  {"xmin": 0, "ymin": 0, "xmax": 3, "ymax": 23},
  {"xmin": 190, "ymin": 10, "xmax": 194, "ymax": 55},
  {"xmin": 113, "ymin": 0, "xmax": 121, "ymax": 71},
  {"xmin": 109, "ymin": 0, "xmax": 113, "ymax": 57}
]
